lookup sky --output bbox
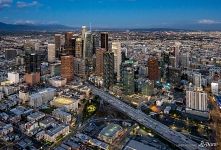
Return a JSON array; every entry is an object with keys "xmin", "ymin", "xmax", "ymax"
[{"xmin": 0, "ymin": 0, "xmax": 221, "ymax": 28}]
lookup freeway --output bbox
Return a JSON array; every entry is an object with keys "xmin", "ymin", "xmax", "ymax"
[{"xmin": 87, "ymin": 84, "xmax": 204, "ymax": 150}]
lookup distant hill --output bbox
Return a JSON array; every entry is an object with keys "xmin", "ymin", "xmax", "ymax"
[
  {"xmin": 1, "ymin": 22, "xmax": 221, "ymax": 32},
  {"xmin": 0, "ymin": 22, "xmax": 74, "ymax": 31}
]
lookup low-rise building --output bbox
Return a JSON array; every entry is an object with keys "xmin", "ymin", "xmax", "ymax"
[
  {"xmin": 44, "ymin": 124, "xmax": 69, "ymax": 142},
  {"xmin": 50, "ymin": 97, "xmax": 79, "ymax": 112},
  {"xmin": 39, "ymin": 117, "xmax": 56, "ymax": 128},
  {"xmin": 27, "ymin": 111, "xmax": 45, "ymax": 122},
  {"xmin": 29, "ymin": 88, "xmax": 56, "ymax": 108},
  {"xmin": 0, "ymin": 122, "xmax": 13, "ymax": 136},
  {"xmin": 52, "ymin": 108, "xmax": 72, "ymax": 124},
  {"xmin": 8, "ymin": 72, "xmax": 19, "ymax": 84},
  {"xmin": 98, "ymin": 123, "xmax": 123, "ymax": 144},
  {"xmin": 49, "ymin": 76, "xmax": 67, "ymax": 87}
]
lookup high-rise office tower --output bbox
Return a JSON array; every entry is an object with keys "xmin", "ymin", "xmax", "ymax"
[
  {"xmin": 65, "ymin": 32, "xmax": 73, "ymax": 50},
  {"xmin": 141, "ymin": 80, "xmax": 154, "ymax": 96},
  {"xmin": 81, "ymin": 26, "xmax": 88, "ymax": 39},
  {"xmin": 186, "ymin": 90, "xmax": 208, "ymax": 111},
  {"xmin": 148, "ymin": 58, "xmax": 160, "ymax": 81},
  {"xmin": 121, "ymin": 60, "xmax": 135, "ymax": 95},
  {"xmin": 193, "ymin": 73, "xmax": 202, "ymax": 90},
  {"xmin": 103, "ymin": 52, "xmax": 115, "ymax": 89},
  {"xmin": 5, "ymin": 49, "xmax": 17, "ymax": 60},
  {"xmin": 75, "ymin": 38, "xmax": 83, "ymax": 58},
  {"xmin": 25, "ymin": 53, "xmax": 41, "ymax": 74},
  {"xmin": 55, "ymin": 34, "xmax": 61, "ymax": 58},
  {"xmin": 96, "ymin": 48, "xmax": 106, "ymax": 77},
  {"xmin": 24, "ymin": 53, "xmax": 42, "ymax": 86},
  {"xmin": 174, "ymin": 42, "xmax": 181, "ymax": 68},
  {"xmin": 101, "ymin": 32, "xmax": 108, "ymax": 51},
  {"xmin": 180, "ymin": 52, "xmax": 190, "ymax": 68},
  {"xmin": 64, "ymin": 37, "xmax": 76, "ymax": 56},
  {"xmin": 112, "ymin": 41, "xmax": 122, "ymax": 82},
  {"xmin": 93, "ymin": 34, "xmax": 100, "ymax": 55},
  {"xmin": 74, "ymin": 58, "xmax": 86, "ymax": 79},
  {"xmin": 83, "ymin": 31, "xmax": 93, "ymax": 59},
  {"xmin": 48, "ymin": 44, "xmax": 56, "ymax": 63},
  {"xmin": 61, "ymin": 55, "xmax": 74, "ymax": 81}
]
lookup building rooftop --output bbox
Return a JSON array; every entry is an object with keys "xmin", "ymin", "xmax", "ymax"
[
  {"xmin": 47, "ymin": 124, "xmax": 68, "ymax": 137},
  {"xmin": 53, "ymin": 97, "xmax": 74, "ymax": 106},
  {"xmin": 99, "ymin": 123, "xmax": 123, "ymax": 138},
  {"xmin": 27, "ymin": 111, "xmax": 45, "ymax": 120},
  {"xmin": 124, "ymin": 140, "xmax": 158, "ymax": 150}
]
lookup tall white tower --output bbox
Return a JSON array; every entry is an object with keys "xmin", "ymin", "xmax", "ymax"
[
  {"xmin": 174, "ymin": 42, "xmax": 181, "ymax": 68},
  {"xmin": 112, "ymin": 41, "xmax": 122, "ymax": 82},
  {"xmin": 48, "ymin": 44, "xmax": 56, "ymax": 63},
  {"xmin": 81, "ymin": 26, "xmax": 87, "ymax": 39}
]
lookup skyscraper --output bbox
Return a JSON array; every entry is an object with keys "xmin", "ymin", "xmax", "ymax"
[
  {"xmin": 55, "ymin": 34, "xmax": 61, "ymax": 58},
  {"xmin": 93, "ymin": 34, "xmax": 100, "ymax": 55},
  {"xmin": 180, "ymin": 52, "xmax": 190, "ymax": 68},
  {"xmin": 81, "ymin": 26, "xmax": 88, "ymax": 39},
  {"xmin": 193, "ymin": 73, "xmax": 202, "ymax": 90},
  {"xmin": 96, "ymin": 48, "xmax": 106, "ymax": 77},
  {"xmin": 61, "ymin": 55, "xmax": 74, "ymax": 81},
  {"xmin": 70, "ymin": 38, "xmax": 76, "ymax": 56},
  {"xmin": 65, "ymin": 32, "xmax": 73, "ymax": 50},
  {"xmin": 141, "ymin": 80, "xmax": 154, "ymax": 96},
  {"xmin": 112, "ymin": 42, "xmax": 122, "ymax": 82},
  {"xmin": 75, "ymin": 38, "xmax": 83, "ymax": 58},
  {"xmin": 83, "ymin": 31, "xmax": 93, "ymax": 59},
  {"xmin": 101, "ymin": 32, "xmax": 108, "ymax": 51},
  {"xmin": 48, "ymin": 44, "xmax": 56, "ymax": 63},
  {"xmin": 174, "ymin": 42, "xmax": 181, "ymax": 68},
  {"xmin": 24, "ymin": 53, "xmax": 42, "ymax": 86},
  {"xmin": 5, "ymin": 49, "xmax": 17, "ymax": 60},
  {"xmin": 121, "ymin": 60, "xmax": 135, "ymax": 95},
  {"xmin": 74, "ymin": 58, "xmax": 86, "ymax": 79},
  {"xmin": 103, "ymin": 51, "xmax": 115, "ymax": 89},
  {"xmin": 148, "ymin": 58, "xmax": 160, "ymax": 81}
]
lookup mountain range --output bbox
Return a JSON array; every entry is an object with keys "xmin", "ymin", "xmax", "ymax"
[
  {"xmin": 0, "ymin": 22, "xmax": 74, "ymax": 32},
  {"xmin": 0, "ymin": 22, "xmax": 221, "ymax": 32}
]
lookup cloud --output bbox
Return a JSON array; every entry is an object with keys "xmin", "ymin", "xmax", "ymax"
[
  {"xmin": 198, "ymin": 19, "xmax": 221, "ymax": 25},
  {"xmin": 16, "ymin": 1, "xmax": 38, "ymax": 8},
  {"xmin": 14, "ymin": 19, "xmax": 36, "ymax": 24},
  {"xmin": 0, "ymin": 0, "xmax": 12, "ymax": 8}
]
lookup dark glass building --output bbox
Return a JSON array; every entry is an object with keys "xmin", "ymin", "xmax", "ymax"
[
  {"xmin": 101, "ymin": 32, "xmax": 108, "ymax": 51},
  {"xmin": 103, "ymin": 51, "xmax": 115, "ymax": 89}
]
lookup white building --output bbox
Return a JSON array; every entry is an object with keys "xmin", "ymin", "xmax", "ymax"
[
  {"xmin": 8, "ymin": 72, "xmax": 19, "ymax": 84},
  {"xmin": 48, "ymin": 44, "xmax": 56, "ymax": 63},
  {"xmin": 29, "ymin": 88, "xmax": 56, "ymax": 108},
  {"xmin": 29, "ymin": 93, "xmax": 43, "ymax": 108},
  {"xmin": 49, "ymin": 76, "xmax": 67, "ymax": 87},
  {"xmin": 211, "ymin": 82, "xmax": 219, "ymax": 96},
  {"xmin": 112, "ymin": 41, "xmax": 122, "ymax": 82},
  {"xmin": 174, "ymin": 42, "xmax": 181, "ymax": 68},
  {"xmin": 186, "ymin": 90, "xmax": 208, "ymax": 112},
  {"xmin": 193, "ymin": 73, "xmax": 202, "ymax": 90}
]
